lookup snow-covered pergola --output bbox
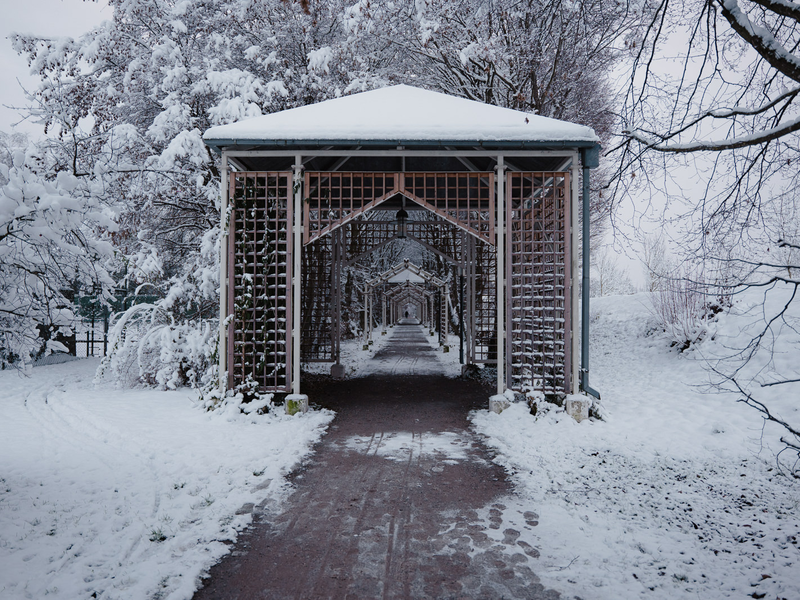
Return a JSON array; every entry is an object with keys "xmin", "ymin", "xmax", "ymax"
[{"xmin": 204, "ymin": 84, "xmax": 601, "ymax": 403}]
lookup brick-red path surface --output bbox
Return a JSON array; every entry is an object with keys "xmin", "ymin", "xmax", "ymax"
[{"xmin": 194, "ymin": 323, "xmax": 562, "ymax": 600}]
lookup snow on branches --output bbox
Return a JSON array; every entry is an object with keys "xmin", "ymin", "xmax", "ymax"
[
  {"xmin": 0, "ymin": 144, "xmax": 116, "ymax": 367},
  {"xmin": 613, "ymin": 0, "xmax": 800, "ymax": 241}
]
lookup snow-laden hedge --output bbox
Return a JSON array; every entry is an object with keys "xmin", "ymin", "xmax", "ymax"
[{"xmin": 98, "ymin": 228, "xmax": 220, "ymax": 390}]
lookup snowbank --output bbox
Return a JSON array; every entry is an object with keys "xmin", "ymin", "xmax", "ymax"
[
  {"xmin": 0, "ymin": 359, "xmax": 333, "ymax": 600},
  {"xmin": 473, "ymin": 291, "xmax": 800, "ymax": 600}
]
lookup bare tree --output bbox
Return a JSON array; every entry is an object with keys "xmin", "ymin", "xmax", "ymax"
[
  {"xmin": 704, "ymin": 241, "xmax": 800, "ymax": 474},
  {"xmin": 641, "ymin": 234, "xmax": 671, "ymax": 292},
  {"xmin": 611, "ymin": 0, "xmax": 800, "ymax": 248},
  {"xmin": 590, "ymin": 246, "xmax": 636, "ymax": 297},
  {"xmin": 609, "ymin": 0, "xmax": 800, "ymax": 470}
]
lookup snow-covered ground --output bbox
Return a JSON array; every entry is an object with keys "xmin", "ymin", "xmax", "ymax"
[
  {"xmin": 474, "ymin": 289, "xmax": 800, "ymax": 600},
  {"xmin": 4, "ymin": 290, "xmax": 798, "ymax": 600},
  {"xmin": 303, "ymin": 320, "xmax": 464, "ymax": 378},
  {"xmin": 0, "ymin": 360, "xmax": 333, "ymax": 600}
]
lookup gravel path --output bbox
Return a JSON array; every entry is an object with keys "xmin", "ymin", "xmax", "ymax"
[{"xmin": 194, "ymin": 323, "xmax": 560, "ymax": 600}]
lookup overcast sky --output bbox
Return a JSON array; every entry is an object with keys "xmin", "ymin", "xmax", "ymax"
[{"xmin": 1, "ymin": 0, "xmax": 109, "ymax": 136}]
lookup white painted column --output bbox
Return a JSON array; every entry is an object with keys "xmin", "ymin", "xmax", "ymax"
[
  {"xmin": 219, "ymin": 152, "xmax": 229, "ymax": 395},
  {"xmin": 571, "ymin": 160, "xmax": 581, "ymax": 395},
  {"xmin": 496, "ymin": 156, "xmax": 505, "ymax": 395},
  {"xmin": 292, "ymin": 156, "xmax": 303, "ymax": 395},
  {"xmin": 382, "ymin": 295, "xmax": 386, "ymax": 332}
]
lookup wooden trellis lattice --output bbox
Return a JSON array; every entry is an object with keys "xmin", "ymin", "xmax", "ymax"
[
  {"xmin": 507, "ymin": 172, "xmax": 571, "ymax": 393},
  {"xmin": 227, "ymin": 172, "xmax": 293, "ymax": 391},
  {"xmin": 304, "ymin": 172, "xmax": 494, "ymax": 244}
]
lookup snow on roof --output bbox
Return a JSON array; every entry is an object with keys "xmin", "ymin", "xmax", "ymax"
[
  {"xmin": 204, "ymin": 85, "xmax": 598, "ymax": 146},
  {"xmin": 387, "ymin": 269, "xmax": 425, "ymax": 284}
]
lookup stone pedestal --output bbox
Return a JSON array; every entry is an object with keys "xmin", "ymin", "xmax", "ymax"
[
  {"xmin": 285, "ymin": 394, "xmax": 309, "ymax": 416},
  {"xmin": 489, "ymin": 394, "xmax": 510, "ymax": 414},
  {"xmin": 330, "ymin": 363, "xmax": 345, "ymax": 379},
  {"xmin": 565, "ymin": 397, "xmax": 590, "ymax": 422}
]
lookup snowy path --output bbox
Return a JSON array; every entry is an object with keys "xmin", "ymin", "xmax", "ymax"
[
  {"xmin": 0, "ymin": 360, "xmax": 333, "ymax": 600},
  {"xmin": 357, "ymin": 319, "xmax": 446, "ymax": 376},
  {"xmin": 195, "ymin": 374, "xmax": 560, "ymax": 599}
]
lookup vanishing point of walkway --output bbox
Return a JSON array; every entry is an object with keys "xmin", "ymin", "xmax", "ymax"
[{"xmin": 194, "ymin": 322, "xmax": 560, "ymax": 600}]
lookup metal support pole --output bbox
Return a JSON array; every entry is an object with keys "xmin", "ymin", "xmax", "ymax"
[
  {"xmin": 581, "ymin": 163, "xmax": 600, "ymax": 399},
  {"xmin": 496, "ymin": 156, "xmax": 505, "ymax": 395},
  {"xmin": 292, "ymin": 156, "xmax": 303, "ymax": 395},
  {"xmin": 219, "ymin": 152, "xmax": 229, "ymax": 394}
]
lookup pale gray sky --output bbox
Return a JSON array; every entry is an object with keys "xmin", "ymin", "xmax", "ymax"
[{"xmin": 1, "ymin": 0, "xmax": 109, "ymax": 136}]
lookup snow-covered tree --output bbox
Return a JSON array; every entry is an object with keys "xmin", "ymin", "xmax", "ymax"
[
  {"xmin": 12, "ymin": 0, "xmax": 352, "ymax": 386},
  {"xmin": 0, "ymin": 142, "xmax": 116, "ymax": 367}
]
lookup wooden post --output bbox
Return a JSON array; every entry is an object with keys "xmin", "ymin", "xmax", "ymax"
[
  {"xmin": 571, "ymin": 160, "xmax": 581, "ymax": 395},
  {"xmin": 496, "ymin": 156, "xmax": 505, "ymax": 395},
  {"xmin": 219, "ymin": 152, "xmax": 229, "ymax": 395},
  {"xmin": 292, "ymin": 156, "xmax": 303, "ymax": 395}
]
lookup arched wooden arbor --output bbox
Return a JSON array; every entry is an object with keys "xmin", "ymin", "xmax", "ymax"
[{"xmin": 204, "ymin": 85, "xmax": 601, "ymax": 402}]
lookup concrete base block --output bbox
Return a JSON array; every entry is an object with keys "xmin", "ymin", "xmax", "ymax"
[
  {"xmin": 330, "ymin": 363, "xmax": 345, "ymax": 379},
  {"xmin": 285, "ymin": 394, "xmax": 309, "ymax": 416},
  {"xmin": 566, "ymin": 397, "xmax": 590, "ymax": 422},
  {"xmin": 489, "ymin": 394, "xmax": 511, "ymax": 414}
]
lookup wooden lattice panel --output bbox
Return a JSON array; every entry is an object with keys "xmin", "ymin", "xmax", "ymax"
[
  {"xmin": 401, "ymin": 173, "xmax": 494, "ymax": 243},
  {"xmin": 471, "ymin": 238, "xmax": 498, "ymax": 363},
  {"xmin": 300, "ymin": 236, "xmax": 334, "ymax": 362},
  {"xmin": 304, "ymin": 173, "xmax": 395, "ymax": 243},
  {"xmin": 304, "ymin": 172, "xmax": 494, "ymax": 245},
  {"xmin": 507, "ymin": 172, "xmax": 571, "ymax": 394},
  {"xmin": 228, "ymin": 172, "xmax": 292, "ymax": 392}
]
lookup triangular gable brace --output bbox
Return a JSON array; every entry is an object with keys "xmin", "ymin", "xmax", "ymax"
[
  {"xmin": 384, "ymin": 282, "xmax": 436, "ymax": 300},
  {"xmin": 304, "ymin": 173, "xmax": 494, "ymax": 246},
  {"xmin": 368, "ymin": 259, "xmax": 446, "ymax": 288}
]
